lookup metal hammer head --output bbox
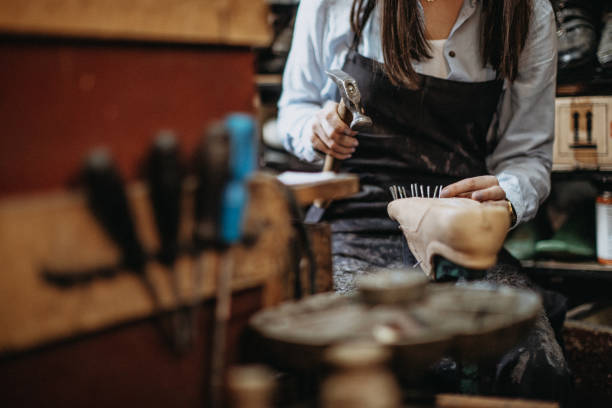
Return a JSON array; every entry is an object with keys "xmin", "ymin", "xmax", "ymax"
[{"xmin": 326, "ymin": 69, "xmax": 373, "ymax": 131}]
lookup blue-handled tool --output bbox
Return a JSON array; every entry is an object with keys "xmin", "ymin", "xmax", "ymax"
[
  {"xmin": 209, "ymin": 113, "xmax": 257, "ymax": 408},
  {"xmin": 219, "ymin": 113, "xmax": 256, "ymax": 244}
]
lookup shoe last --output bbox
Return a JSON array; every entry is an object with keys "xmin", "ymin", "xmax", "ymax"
[{"xmin": 387, "ymin": 198, "xmax": 510, "ymax": 279}]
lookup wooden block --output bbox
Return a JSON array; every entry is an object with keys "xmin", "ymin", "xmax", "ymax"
[
  {"xmin": 0, "ymin": 0, "xmax": 271, "ymax": 46},
  {"xmin": 301, "ymin": 223, "xmax": 333, "ymax": 294},
  {"xmin": 553, "ymin": 96, "xmax": 612, "ymax": 171},
  {"xmin": 283, "ymin": 222, "xmax": 334, "ymax": 299},
  {"xmin": 280, "ymin": 173, "xmax": 360, "ymax": 206},
  {"xmin": 563, "ymin": 304, "xmax": 612, "ymax": 400},
  {"xmin": 0, "ymin": 174, "xmax": 292, "ymax": 354}
]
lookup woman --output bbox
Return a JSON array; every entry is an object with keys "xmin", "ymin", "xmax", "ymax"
[{"xmin": 278, "ymin": 0, "xmax": 569, "ymax": 401}]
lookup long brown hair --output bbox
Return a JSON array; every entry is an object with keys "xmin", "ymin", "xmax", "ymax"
[{"xmin": 350, "ymin": 0, "xmax": 533, "ymax": 87}]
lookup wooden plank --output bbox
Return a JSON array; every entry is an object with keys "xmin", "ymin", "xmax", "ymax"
[
  {"xmin": 255, "ymin": 74, "xmax": 283, "ymax": 86},
  {"xmin": 287, "ymin": 223, "xmax": 333, "ymax": 299},
  {"xmin": 436, "ymin": 394, "xmax": 559, "ymax": 408},
  {"xmin": 521, "ymin": 260, "xmax": 612, "ymax": 273},
  {"xmin": 304, "ymin": 223, "xmax": 333, "ymax": 293},
  {"xmin": 0, "ymin": 287, "xmax": 263, "ymax": 408},
  {"xmin": 0, "ymin": 0, "xmax": 272, "ymax": 46},
  {"xmin": 0, "ymin": 174, "xmax": 292, "ymax": 354},
  {"xmin": 282, "ymin": 173, "xmax": 360, "ymax": 205},
  {"xmin": 0, "ymin": 40, "xmax": 254, "ymax": 197}
]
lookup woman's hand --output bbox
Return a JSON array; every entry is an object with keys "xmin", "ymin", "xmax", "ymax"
[
  {"xmin": 440, "ymin": 175, "xmax": 506, "ymax": 202},
  {"xmin": 309, "ymin": 101, "xmax": 359, "ymax": 160}
]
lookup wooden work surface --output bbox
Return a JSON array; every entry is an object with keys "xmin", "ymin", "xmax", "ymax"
[
  {"xmin": 435, "ymin": 394, "xmax": 559, "ymax": 408},
  {"xmin": 280, "ymin": 172, "xmax": 360, "ymax": 206},
  {"xmin": 0, "ymin": 174, "xmax": 292, "ymax": 354},
  {"xmin": 0, "ymin": 0, "xmax": 271, "ymax": 46}
]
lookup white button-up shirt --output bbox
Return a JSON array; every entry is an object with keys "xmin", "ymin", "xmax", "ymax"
[{"xmin": 278, "ymin": 0, "xmax": 558, "ymax": 225}]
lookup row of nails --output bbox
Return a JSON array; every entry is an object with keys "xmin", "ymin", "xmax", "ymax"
[{"xmin": 389, "ymin": 184, "xmax": 444, "ymax": 200}]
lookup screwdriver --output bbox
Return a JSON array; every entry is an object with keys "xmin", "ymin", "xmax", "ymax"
[
  {"xmin": 193, "ymin": 122, "xmax": 231, "ymax": 253},
  {"xmin": 83, "ymin": 149, "xmax": 162, "ymax": 313},
  {"xmin": 145, "ymin": 131, "xmax": 192, "ymax": 353},
  {"xmin": 209, "ymin": 114, "xmax": 257, "ymax": 408},
  {"xmin": 192, "ymin": 122, "xmax": 232, "ymax": 404}
]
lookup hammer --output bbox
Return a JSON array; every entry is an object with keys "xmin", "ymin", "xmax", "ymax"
[
  {"xmin": 322, "ymin": 69, "xmax": 373, "ymax": 171},
  {"xmin": 305, "ymin": 69, "xmax": 372, "ymax": 223}
]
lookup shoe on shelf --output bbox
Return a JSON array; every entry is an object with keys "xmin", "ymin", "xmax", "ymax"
[
  {"xmin": 554, "ymin": 1, "xmax": 599, "ymax": 72},
  {"xmin": 504, "ymin": 220, "xmax": 541, "ymax": 261},
  {"xmin": 598, "ymin": 11, "xmax": 612, "ymax": 70},
  {"xmin": 387, "ymin": 198, "xmax": 510, "ymax": 279},
  {"xmin": 535, "ymin": 202, "xmax": 596, "ymax": 260}
]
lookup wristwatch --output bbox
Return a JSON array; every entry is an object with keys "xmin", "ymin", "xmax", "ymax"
[{"xmin": 506, "ymin": 199, "xmax": 517, "ymax": 227}]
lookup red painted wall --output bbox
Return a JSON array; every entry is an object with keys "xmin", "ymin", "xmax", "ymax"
[{"xmin": 0, "ymin": 38, "xmax": 255, "ymax": 197}]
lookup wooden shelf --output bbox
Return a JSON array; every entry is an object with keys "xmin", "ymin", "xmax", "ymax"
[
  {"xmin": 522, "ymin": 260, "xmax": 612, "ymax": 272},
  {"xmin": 0, "ymin": 0, "xmax": 272, "ymax": 47},
  {"xmin": 255, "ymin": 74, "xmax": 282, "ymax": 86},
  {"xmin": 557, "ymin": 76, "xmax": 612, "ymax": 97},
  {"xmin": 521, "ymin": 260, "xmax": 612, "ymax": 282}
]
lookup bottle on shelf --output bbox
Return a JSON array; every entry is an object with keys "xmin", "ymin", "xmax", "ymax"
[{"xmin": 596, "ymin": 190, "xmax": 612, "ymax": 264}]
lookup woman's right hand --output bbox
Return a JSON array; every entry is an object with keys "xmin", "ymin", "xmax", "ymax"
[{"xmin": 309, "ymin": 101, "xmax": 359, "ymax": 160}]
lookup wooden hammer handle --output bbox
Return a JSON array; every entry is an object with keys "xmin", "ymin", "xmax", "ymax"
[{"xmin": 337, "ymin": 98, "xmax": 350, "ymax": 124}]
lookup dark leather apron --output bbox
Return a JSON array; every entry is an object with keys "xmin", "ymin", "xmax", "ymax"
[
  {"xmin": 328, "ymin": 48, "xmax": 503, "ymax": 225},
  {"xmin": 327, "ymin": 46, "xmax": 503, "ymax": 280},
  {"xmin": 327, "ymin": 40, "xmax": 569, "ymax": 402}
]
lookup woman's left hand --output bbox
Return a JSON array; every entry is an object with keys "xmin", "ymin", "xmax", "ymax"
[{"xmin": 440, "ymin": 175, "xmax": 506, "ymax": 202}]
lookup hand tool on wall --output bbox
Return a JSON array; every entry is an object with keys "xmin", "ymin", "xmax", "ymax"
[
  {"xmin": 191, "ymin": 120, "xmax": 231, "ymax": 359},
  {"xmin": 82, "ymin": 148, "xmax": 162, "ymax": 312},
  {"xmin": 145, "ymin": 131, "xmax": 192, "ymax": 354},
  {"xmin": 305, "ymin": 69, "xmax": 372, "ymax": 224},
  {"xmin": 193, "ymin": 123, "xmax": 231, "ymax": 253},
  {"xmin": 147, "ymin": 131, "xmax": 182, "ymax": 267},
  {"xmin": 209, "ymin": 114, "xmax": 257, "ymax": 408}
]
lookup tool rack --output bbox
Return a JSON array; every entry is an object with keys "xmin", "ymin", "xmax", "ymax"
[{"xmin": 0, "ymin": 1, "xmax": 284, "ymax": 406}]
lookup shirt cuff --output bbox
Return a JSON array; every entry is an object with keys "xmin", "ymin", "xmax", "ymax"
[
  {"xmin": 295, "ymin": 116, "xmax": 325, "ymax": 164},
  {"xmin": 299, "ymin": 140, "xmax": 325, "ymax": 164}
]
